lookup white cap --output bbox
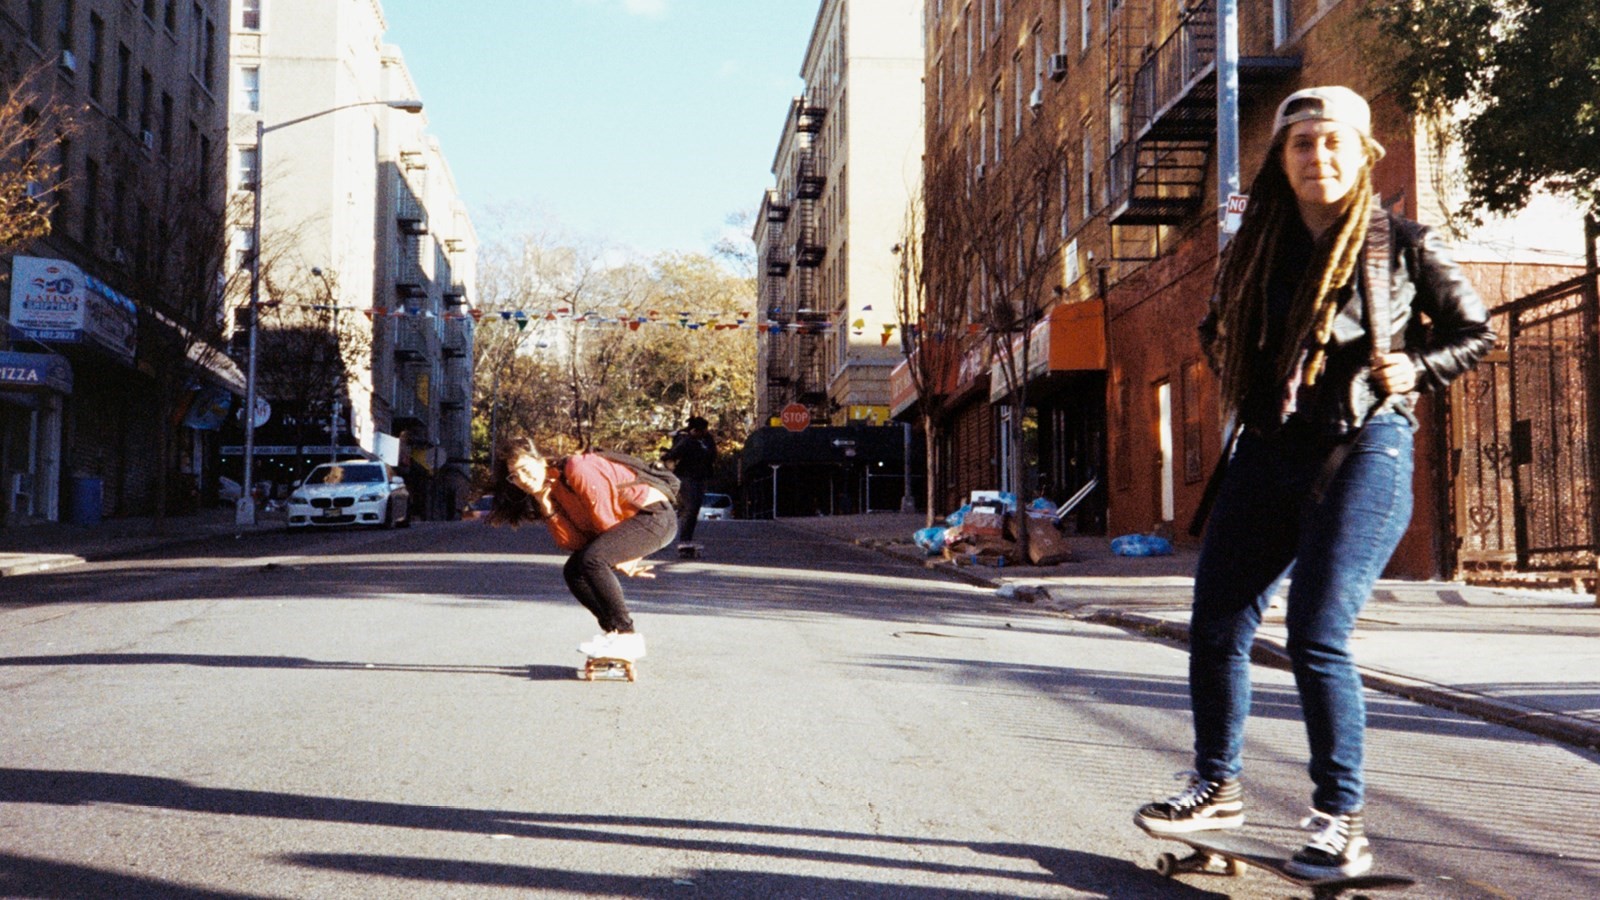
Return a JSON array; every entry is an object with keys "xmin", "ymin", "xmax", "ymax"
[{"xmin": 1272, "ymin": 86, "xmax": 1385, "ymax": 160}]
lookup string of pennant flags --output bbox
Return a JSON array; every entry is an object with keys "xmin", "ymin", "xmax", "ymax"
[{"xmin": 268, "ymin": 299, "xmax": 923, "ymax": 344}]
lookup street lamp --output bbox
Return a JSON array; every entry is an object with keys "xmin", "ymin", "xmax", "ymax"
[{"xmin": 238, "ymin": 98, "xmax": 424, "ymax": 525}]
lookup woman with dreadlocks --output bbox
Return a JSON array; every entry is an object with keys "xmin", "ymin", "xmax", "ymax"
[{"xmin": 1135, "ymin": 87, "xmax": 1494, "ymax": 877}]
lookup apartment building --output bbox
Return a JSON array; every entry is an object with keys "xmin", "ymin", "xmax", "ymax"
[
  {"xmin": 918, "ymin": 0, "xmax": 1585, "ymax": 577},
  {"xmin": 2, "ymin": 0, "xmax": 240, "ymax": 524},
  {"xmin": 225, "ymin": 0, "xmax": 477, "ymax": 519},
  {"xmin": 756, "ymin": 0, "xmax": 924, "ymax": 428}
]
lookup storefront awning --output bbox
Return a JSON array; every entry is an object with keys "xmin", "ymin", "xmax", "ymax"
[
  {"xmin": 990, "ymin": 299, "xmax": 1106, "ymax": 401},
  {"xmin": 0, "ymin": 350, "xmax": 73, "ymax": 394}
]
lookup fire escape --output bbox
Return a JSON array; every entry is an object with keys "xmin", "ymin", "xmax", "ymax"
[
  {"xmin": 791, "ymin": 94, "xmax": 829, "ymax": 409},
  {"xmin": 1108, "ymin": 0, "xmax": 1298, "ymax": 260}
]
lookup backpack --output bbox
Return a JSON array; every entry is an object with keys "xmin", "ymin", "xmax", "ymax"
[{"xmin": 596, "ymin": 449, "xmax": 681, "ymax": 508}]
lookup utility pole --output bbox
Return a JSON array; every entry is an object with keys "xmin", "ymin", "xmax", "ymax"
[{"xmin": 1216, "ymin": 0, "xmax": 1241, "ymax": 252}]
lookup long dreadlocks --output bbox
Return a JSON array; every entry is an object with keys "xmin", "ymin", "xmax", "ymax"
[{"xmin": 1210, "ymin": 138, "xmax": 1379, "ymax": 418}]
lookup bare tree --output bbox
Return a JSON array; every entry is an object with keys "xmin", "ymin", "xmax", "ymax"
[{"xmin": 925, "ymin": 118, "xmax": 1074, "ymax": 557}]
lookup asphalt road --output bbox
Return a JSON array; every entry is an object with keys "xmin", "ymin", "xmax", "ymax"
[{"xmin": 1, "ymin": 519, "xmax": 1596, "ymax": 898}]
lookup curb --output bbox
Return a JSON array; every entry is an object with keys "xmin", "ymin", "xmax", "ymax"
[
  {"xmin": 1080, "ymin": 607, "xmax": 1600, "ymax": 754},
  {"xmin": 806, "ymin": 523, "xmax": 1600, "ymax": 755}
]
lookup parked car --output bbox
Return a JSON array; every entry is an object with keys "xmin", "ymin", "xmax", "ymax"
[
  {"xmin": 699, "ymin": 492, "xmax": 734, "ymax": 521},
  {"xmin": 462, "ymin": 493, "xmax": 494, "ymax": 520},
  {"xmin": 286, "ymin": 460, "xmax": 410, "ymax": 529}
]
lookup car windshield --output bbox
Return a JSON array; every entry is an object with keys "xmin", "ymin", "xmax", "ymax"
[
  {"xmin": 304, "ymin": 464, "xmax": 385, "ymax": 485},
  {"xmin": 703, "ymin": 494, "xmax": 732, "ymax": 508}
]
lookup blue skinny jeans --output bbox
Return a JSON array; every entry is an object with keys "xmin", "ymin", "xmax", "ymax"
[{"xmin": 1189, "ymin": 412, "xmax": 1414, "ymax": 814}]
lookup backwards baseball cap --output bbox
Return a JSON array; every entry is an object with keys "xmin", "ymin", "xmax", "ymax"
[{"xmin": 1272, "ymin": 85, "xmax": 1385, "ymax": 159}]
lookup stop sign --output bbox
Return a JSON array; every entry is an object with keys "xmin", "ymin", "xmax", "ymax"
[{"xmin": 780, "ymin": 403, "xmax": 811, "ymax": 432}]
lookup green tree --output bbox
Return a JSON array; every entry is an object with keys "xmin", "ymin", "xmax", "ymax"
[{"xmin": 1370, "ymin": 0, "xmax": 1600, "ymax": 223}]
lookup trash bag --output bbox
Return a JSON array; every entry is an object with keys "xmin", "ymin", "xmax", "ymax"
[
  {"xmin": 912, "ymin": 526, "xmax": 948, "ymax": 554},
  {"xmin": 1111, "ymin": 533, "xmax": 1173, "ymax": 557},
  {"xmin": 945, "ymin": 504, "xmax": 973, "ymax": 527}
]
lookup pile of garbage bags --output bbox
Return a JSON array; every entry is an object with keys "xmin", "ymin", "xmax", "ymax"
[{"xmin": 913, "ymin": 495, "xmax": 1074, "ymax": 566}]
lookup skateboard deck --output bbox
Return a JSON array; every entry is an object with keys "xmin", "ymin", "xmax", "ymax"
[
  {"xmin": 676, "ymin": 542, "xmax": 702, "ymax": 558},
  {"xmin": 1137, "ymin": 823, "xmax": 1414, "ymax": 900},
  {"xmin": 579, "ymin": 656, "xmax": 637, "ymax": 682}
]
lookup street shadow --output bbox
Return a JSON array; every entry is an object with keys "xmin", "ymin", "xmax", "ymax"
[
  {"xmin": 0, "ymin": 652, "xmax": 535, "ymax": 680},
  {"xmin": 0, "ymin": 851, "xmax": 285, "ymax": 899},
  {"xmin": 277, "ymin": 847, "xmax": 1208, "ymax": 898},
  {"xmin": 0, "ymin": 767, "xmax": 1192, "ymax": 898}
]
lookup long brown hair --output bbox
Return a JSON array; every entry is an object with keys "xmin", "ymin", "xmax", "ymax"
[
  {"xmin": 487, "ymin": 436, "xmax": 550, "ymax": 527},
  {"xmin": 1211, "ymin": 136, "xmax": 1379, "ymax": 416}
]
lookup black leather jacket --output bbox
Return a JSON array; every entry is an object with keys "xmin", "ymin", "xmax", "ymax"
[{"xmin": 1202, "ymin": 213, "xmax": 1496, "ymax": 436}]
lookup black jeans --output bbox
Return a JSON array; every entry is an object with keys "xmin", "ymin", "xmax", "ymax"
[
  {"xmin": 677, "ymin": 477, "xmax": 707, "ymax": 542},
  {"xmin": 563, "ymin": 502, "xmax": 677, "ymax": 633}
]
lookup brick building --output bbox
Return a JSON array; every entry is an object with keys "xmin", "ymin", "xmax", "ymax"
[{"xmin": 916, "ymin": 0, "xmax": 1585, "ymax": 577}]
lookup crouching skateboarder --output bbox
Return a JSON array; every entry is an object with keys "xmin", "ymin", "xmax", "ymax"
[{"xmin": 1135, "ymin": 86, "xmax": 1492, "ymax": 879}]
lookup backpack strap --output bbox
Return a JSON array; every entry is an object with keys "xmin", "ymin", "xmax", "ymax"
[{"xmin": 1363, "ymin": 200, "xmax": 1393, "ymax": 365}]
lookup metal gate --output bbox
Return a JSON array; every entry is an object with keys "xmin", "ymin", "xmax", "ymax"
[{"xmin": 1505, "ymin": 275, "xmax": 1600, "ymax": 570}]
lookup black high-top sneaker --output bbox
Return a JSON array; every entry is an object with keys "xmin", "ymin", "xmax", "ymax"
[
  {"xmin": 1285, "ymin": 810, "xmax": 1373, "ymax": 878},
  {"xmin": 1134, "ymin": 773, "xmax": 1244, "ymax": 833}
]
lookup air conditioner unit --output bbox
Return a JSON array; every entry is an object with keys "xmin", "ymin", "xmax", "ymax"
[
  {"xmin": 1029, "ymin": 88, "xmax": 1044, "ymax": 111},
  {"xmin": 141, "ymin": 130, "xmax": 155, "ymax": 149},
  {"xmin": 1048, "ymin": 54, "xmax": 1069, "ymax": 82},
  {"xmin": 60, "ymin": 50, "xmax": 77, "ymax": 72}
]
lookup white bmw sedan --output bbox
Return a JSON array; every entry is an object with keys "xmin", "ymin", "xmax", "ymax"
[{"xmin": 286, "ymin": 460, "xmax": 411, "ymax": 529}]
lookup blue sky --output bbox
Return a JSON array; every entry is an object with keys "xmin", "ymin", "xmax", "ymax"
[{"xmin": 381, "ymin": 0, "xmax": 822, "ymax": 258}]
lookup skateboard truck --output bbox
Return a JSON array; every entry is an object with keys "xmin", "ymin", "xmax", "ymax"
[
  {"xmin": 675, "ymin": 541, "xmax": 701, "ymax": 558},
  {"xmin": 1137, "ymin": 822, "xmax": 1414, "ymax": 900},
  {"xmin": 579, "ymin": 656, "xmax": 637, "ymax": 682}
]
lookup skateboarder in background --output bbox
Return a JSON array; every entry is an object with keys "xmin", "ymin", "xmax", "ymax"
[
  {"xmin": 1133, "ymin": 86, "xmax": 1493, "ymax": 878},
  {"xmin": 662, "ymin": 415, "xmax": 716, "ymax": 547},
  {"xmin": 487, "ymin": 436, "xmax": 676, "ymax": 661}
]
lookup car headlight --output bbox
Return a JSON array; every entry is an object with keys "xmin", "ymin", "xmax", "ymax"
[{"xmin": 358, "ymin": 491, "xmax": 382, "ymax": 503}]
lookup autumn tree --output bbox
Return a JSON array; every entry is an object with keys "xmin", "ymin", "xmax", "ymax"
[
  {"xmin": 0, "ymin": 63, "xmax": 74, "ymax": 257},
  {"xmin": 1370, "ymin": 0, "xmax": 1600, "ymax": 226}
]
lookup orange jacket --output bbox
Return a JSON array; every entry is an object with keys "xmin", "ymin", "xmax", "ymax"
[{"xmin": 542, "ymin": 452, "xmax": 654, "ymax": 551}]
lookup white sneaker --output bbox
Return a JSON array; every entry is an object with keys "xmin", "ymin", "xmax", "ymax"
[
  {"xmin": 603, "ymin": 632, "xmax": 646, "ymax": 661},
  {"xmin": 577, "ymin": 632, "xmax": 615, "ymax": 656}
]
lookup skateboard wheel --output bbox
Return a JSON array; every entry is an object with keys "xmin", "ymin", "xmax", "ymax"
[{"xmin": 1155, "ymin": 852, "xmax": 1178, "ymax": 877}]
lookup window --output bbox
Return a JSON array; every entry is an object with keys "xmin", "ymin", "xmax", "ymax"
[
  {"xmin": 1081, "ymin": 123, "xmax": 1095, "ymax": 218},
  {"xmin": 27, "ymin": 0, "xmax": 45, "ymax": 46},
  {"xmin": 116, "ymin": 43, "xmax": 131, "ymax": 121},
  {"xmin": 963, "ymin": 5, "xmax": 973, "ymax": 77},
  {"xmin": 992, "ymin": 0, "xmax": 1003, "ymax": 37},
  {"xmin": 239, "ymin": 66, "xmax": 260, "ymax": 112},
  {"xmin": 58, "ymin": 0, "xmax": 75, "ymax": 54},
  {"xmin": 87, "ymin": 14, "xmax": 104, "ymax": 100},
  {"xmin": 1059, "ymin": 0, "xmax": 1071, "ymax": 53},
  {"xmin": 237, "ymin": 145, "xmax": 259, "ymax": 189},
  {"xmin": 160, "ymin": 92, "xmax": 173, "ymax": 154},
  {"xmin": 1013, "ymin": 53, "xmax": 1025, "ymax": 134},
  {"xmin": 1273, "ymin": 0, "xmax": 1294, "ymax": 46},
  {"xmin": 144, "ymin": 0, "xmax": 157, "ymax": 21},
  {"xmin": 139, "ymin": 69, "xmax": 153, "ymax": 135},
  {"xmin": 204, "ymin": 20, "xmax": 217, "ymax": 89},
  {"xmin": 241, "ymin": 0, "xmax": 261, "ymax": 30},
  {"xmin": 992, "ymin": 79, "xmax": 1003, "ymax": 164},
  {"xmin": 84, "ymin": 157, "xmax": 100, "ymax": 249},
  {"xmin": 1081, "ymin": 0, "xmax": 1092, "ymax": 52},
  {"xmin": 164, "ymin": 0, "xmax": 177, "ymax": 32},
  {"xmin": 52, "ymin": 140, "xmax": 70, "ymax": 234},
  {"xmin": 977, "ymin": 109, "xmax": 988, "ymax": 170},
  {"xmin": 1059, "ymin": 160, "xmax": 1072, "ymax": 237}
]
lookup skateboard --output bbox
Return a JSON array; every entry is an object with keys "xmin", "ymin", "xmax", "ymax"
[
  {"xmin": 676, "ymin": 542, "xmax": 702, "ymax": 558},
  {"xmin": 1137, "ymin": 823, "xmax": 1414, "ymax": 900},
  {"xmin": 579, "ymin": 656, "xmax": 637, "ymax": 682}
]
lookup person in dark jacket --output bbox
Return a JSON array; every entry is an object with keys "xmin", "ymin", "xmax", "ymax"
[
  {"xmin": 661, "ymin": 416, "xmax": 716, "ymax": 545},
  {"xmin": 1135, "ymin": 86, "xmax": 1494, "ymax": 878}
]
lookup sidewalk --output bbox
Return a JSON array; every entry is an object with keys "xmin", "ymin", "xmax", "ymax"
[
  {"xmin": 0, "ymin": 505, "xmax": 284, "ymax": 576},
  {"xmin": 788, "ymin": 512, "xmax": 1600, "ymax": 753}
]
